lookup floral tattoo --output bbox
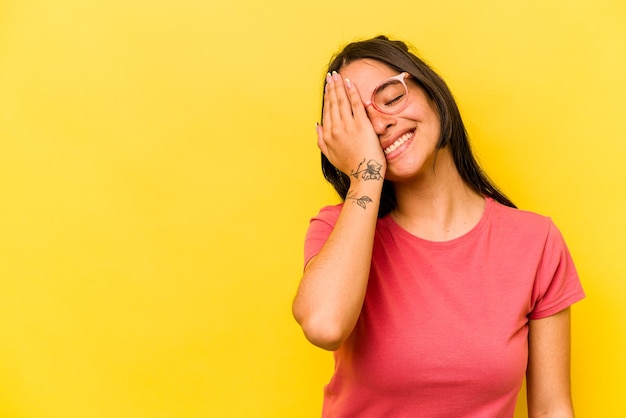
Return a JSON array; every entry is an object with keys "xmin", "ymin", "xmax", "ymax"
[
  {"xmin": 350, "ymin": 159, "xmax": 383, "ymax": 181},
  {"xmin": 346, "ymin": 190, "xmax": 373, "ymax": 209}
]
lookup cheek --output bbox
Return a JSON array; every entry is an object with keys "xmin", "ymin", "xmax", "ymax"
[
  {"xmin": 411, "ymin": 104, "xmax": 441, "ymax": 134},
  {"xmin": 420, "ymin": 105, "xmax": 442, "ymax": 137}
]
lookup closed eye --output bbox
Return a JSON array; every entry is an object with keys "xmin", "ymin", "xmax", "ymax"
[{"xmin": 384, "ymin": 93, "xmax": 405, "ymax": 106}]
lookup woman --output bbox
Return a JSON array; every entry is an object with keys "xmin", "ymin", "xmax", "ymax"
[{"xmin": 292, "ymin": 36, "xmax": 585, "ymax": 417}]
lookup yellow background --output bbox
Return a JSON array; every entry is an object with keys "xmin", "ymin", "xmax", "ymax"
[{"xmin": 1, "ymin": 0, "xmax": 624, "ymax": 416}]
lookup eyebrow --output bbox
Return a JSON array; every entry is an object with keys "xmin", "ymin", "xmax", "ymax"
[{"xmin": 376, "ymin": 81, "xmax": 396, "ymax": 91}]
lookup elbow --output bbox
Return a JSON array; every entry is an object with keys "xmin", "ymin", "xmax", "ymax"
[
  {"xmin": 292, "ymin": 305, "xmax": 348, "ymax": 351},
  {"xmin": 301, "ymin": 319, "xmax": 347, "ymax": 351}
]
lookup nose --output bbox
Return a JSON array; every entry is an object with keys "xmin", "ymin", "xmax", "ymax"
[{"xmin": 365, "ymin": 105, "xmax": 396, "ymax": 136}]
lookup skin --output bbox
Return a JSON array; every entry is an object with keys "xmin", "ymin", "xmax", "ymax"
[
  {"xmin": 292, "ymin": 58, "xmax": 574, "ymax": 416},
  {"xmin": 527, "ymin": 308, "xmax": 575, "ymax": 417}
]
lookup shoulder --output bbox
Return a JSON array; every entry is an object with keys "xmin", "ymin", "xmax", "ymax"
[
  {"xmin": 303, "ymin": 204, "xmax": 344, "ymax": 267},
  {"xmin": 487, "ymin": 199, "xmax": 575, "ymax": 268},
  {"xmin": 488, "ymin": 199, "xmax": 556, "ymax": 238},
  {"xmin": 309, "ymin": 203, "xmax": 344, "ymax": 227}
]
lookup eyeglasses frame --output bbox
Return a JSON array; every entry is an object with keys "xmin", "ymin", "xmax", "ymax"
[{"xmin": 363, "ymin": 72, "xmax": 411, "ymax": 115}]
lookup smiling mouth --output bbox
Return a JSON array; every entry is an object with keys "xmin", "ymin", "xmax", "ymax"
[{"xmin": 384, "ymin": 130, "xmax": 414, "ymax": 155}]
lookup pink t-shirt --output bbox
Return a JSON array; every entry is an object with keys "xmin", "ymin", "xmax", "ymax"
[{"xmin": 303, "ymin": 198, "xmax": 585, "ymax": 417}]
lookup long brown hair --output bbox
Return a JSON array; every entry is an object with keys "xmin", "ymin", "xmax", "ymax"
[{"xmin": 320, "ymin": 36, "xmax": 515, "ymax": 216}]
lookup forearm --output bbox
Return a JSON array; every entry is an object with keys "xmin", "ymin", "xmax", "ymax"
[
  {"xmin": 293, "ymin": 178, "xmax": 383, "ymax": 351},
  {"xmin": 294, "ymin": 69, "xmax": 388, "ymax": 350}
]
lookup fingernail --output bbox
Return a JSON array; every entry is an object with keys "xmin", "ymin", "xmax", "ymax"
[
  {"xmin": 326, "ymin": 72, "xmax": 332, "ymax": 82},
  {"xmin": 344, "ymin": 78, "xmax": 352, "ymax": 88}
]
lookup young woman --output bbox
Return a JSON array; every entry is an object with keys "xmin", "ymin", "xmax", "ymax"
[{"xmin": 292, "ymin": 36, "xmax": 585, "ymax": 417}]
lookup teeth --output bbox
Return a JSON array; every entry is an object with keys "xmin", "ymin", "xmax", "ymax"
[{"xmin": 384, "ymin": 131, "xmax": 413, "ymax": 155}]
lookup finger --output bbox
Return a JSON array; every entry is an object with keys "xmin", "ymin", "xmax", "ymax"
[
  {"xmin": 344, "ymin": 78, "xmax": 368, "ymax": 121},
  {"xmin": 321, "ymin": 77, "xmax": 332, "ymax": 130},
  {"xmin": 315, "ymin": 122, "xmax": 329, "ymax": 156},
  {"xmin": 325, "ymin": 72, "xmax": 342, "ymax": 123},
  {"xmin": 332, "ymin": 72, "xmax": 353, "ymax": 121}
]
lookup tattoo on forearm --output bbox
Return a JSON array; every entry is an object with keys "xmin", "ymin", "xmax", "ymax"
[
  {"xmin": 350, "ymin": 159, "xmax": 383, "ymax": 181},
  {"xmin": 346, "ymin": 190, "xmax": 373, "ymax": 209}
]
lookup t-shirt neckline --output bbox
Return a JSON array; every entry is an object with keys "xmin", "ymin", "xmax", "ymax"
[{"xmin": 381, "ymin": 197, "xmax": 494, "ymax": 248}]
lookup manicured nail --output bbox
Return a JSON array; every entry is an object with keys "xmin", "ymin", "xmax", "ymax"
[{"xmin": 344, "ymin": 78, "xmax": 352, "ymax": 89}]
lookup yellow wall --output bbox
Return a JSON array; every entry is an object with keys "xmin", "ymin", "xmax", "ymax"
[{"xmin": 0, "ymin": 0, "xmax": 624, "ymax": 416}]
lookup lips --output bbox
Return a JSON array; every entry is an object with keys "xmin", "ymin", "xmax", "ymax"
[{"xmin": 383, "ymin": 130, "xmax": 414, "ymax": 155}]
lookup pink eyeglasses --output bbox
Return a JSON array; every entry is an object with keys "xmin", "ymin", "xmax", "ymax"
[{"xmin": 363, "ymin": 72, "xmax": 411, "ymax": 115}]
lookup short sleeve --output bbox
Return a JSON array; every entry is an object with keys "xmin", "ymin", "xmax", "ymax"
[
  {"xmin": 528, "ymin": 221, "xmax": 585, "ymax": 319},
  {"xmin": 303, "ymin": 205, "xmax": 342, "ymax": 269}
]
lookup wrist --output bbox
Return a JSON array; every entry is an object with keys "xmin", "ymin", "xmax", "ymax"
[
  {"xmin": 347, "ymin": 157, "xmax": 386, "ymax": 183},
  {"xmin": 345, "ymin": 169, "xmax": 384, "ymax": 211}
]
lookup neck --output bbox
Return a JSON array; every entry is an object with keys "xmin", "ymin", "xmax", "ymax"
[{"xmin": 390, "ymin": 149, "xmax": 485, "ymax": 241}]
